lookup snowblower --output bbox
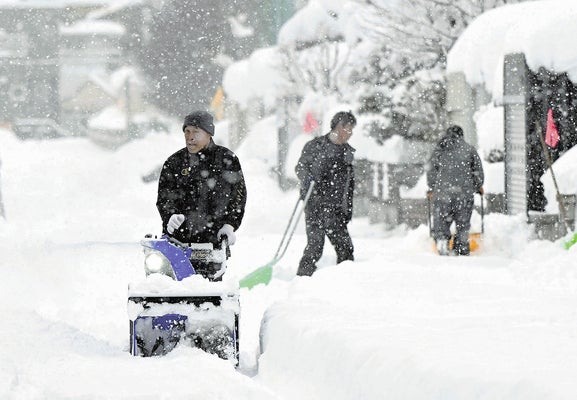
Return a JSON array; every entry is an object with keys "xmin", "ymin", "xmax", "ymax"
[
  {"xmin": 427, "ymin": 193, "xmax": 485, "ymax": 254},
  {"xmin": 128, "ymin": 235, "xmax": 239, "ymax": 365}
]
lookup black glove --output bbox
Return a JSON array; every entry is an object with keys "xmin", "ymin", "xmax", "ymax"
[{"xmin": 345, "ymin": 210, "xmax": 352, "ymax": 223}]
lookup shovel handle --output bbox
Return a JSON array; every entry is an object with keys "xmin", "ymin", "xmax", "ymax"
[{"xmin": 480, "ymin": 192, "xmax": 484, "ymax": 235}]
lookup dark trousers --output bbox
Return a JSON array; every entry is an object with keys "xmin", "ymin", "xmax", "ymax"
[
  {"xmin": 433, "ymin": 194, "xmax": 474, "ymax": 255},
  {"xmin": 297, "ymin": 206, "xmax": 354, "ymax": 276}
]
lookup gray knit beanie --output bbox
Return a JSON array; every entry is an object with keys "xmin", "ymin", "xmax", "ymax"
[{"xmin": 182, "ymin": 111, "xmax": 214, "ymax": 136}]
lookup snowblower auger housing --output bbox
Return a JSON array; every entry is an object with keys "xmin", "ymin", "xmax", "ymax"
[{"xmin": 128, "ymin": 235, "xmax": 239, "ymax": 365}]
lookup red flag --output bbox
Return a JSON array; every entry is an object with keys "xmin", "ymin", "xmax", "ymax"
[
  {"xmin": 303, "ymin": 112, "xmax": 319, "ymax": 134},
  {"xmin": 545, "ymin": 108, "xmax": 560, "ymax": 148}
]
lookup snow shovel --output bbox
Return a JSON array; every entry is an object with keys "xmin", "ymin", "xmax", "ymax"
[
  {"xmin": 239, "ymin": 181, "xmax": 315, "ymax": 289},
  {"xmin": 534, "ymin": 121, "xmax": 577, "ymax": 249},
  {"xmin": 565, "ymin": 232, "xmax": 577, "ymax": 249},
  {"xmin": 468, "ymin": 193, "xmax": 484, "ymax": 252}
]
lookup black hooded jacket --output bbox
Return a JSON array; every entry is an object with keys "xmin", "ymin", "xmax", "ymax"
[
  {"xmin": 426, "ymin": 130, "xmax": 484, "ymax": 198},
  {"xmin": 295, "ymin": 134, "xmax": 355, "ymax": 220},
  {"xmin": 156, "ymin": 140, "xmax": 247, "ymax": 243}
]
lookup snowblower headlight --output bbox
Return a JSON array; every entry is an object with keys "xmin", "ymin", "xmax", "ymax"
[{"xmin": 144, "ymin": 251, "xmax": 172, "ymax": 276}]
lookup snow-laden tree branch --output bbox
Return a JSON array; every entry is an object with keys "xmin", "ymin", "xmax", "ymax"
[{"xmin": 349, "ymin": 0, "xmax": 528, "ymax": 142}]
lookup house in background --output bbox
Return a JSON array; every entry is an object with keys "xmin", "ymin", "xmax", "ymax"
[
  {"xmin": 446, "ymin": 0, "xmax": 577, "ymax": 239},
  {"xmin": 0, "ymin": 3, "xmax": 62, "ymax": 138},
  {"xmin": 0, "ymin": 0, "xmax": 167, "ymax": 147},
  {"xmin": 83, "ymin": 66, "xmax": 169, "ymax": 149}
]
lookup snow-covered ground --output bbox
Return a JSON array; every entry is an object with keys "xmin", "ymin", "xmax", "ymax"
[{"xmin": 1, "ymin": 123, "xmax": 577, "ymax": 399}]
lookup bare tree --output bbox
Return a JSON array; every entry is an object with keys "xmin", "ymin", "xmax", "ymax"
[
  {"xmin": 359, "ymin": 0, "xmax": 524, "ymax": 69},
  {"xmin": 278, "ymin": 39, "xmax": 351, "ymax": 98}
]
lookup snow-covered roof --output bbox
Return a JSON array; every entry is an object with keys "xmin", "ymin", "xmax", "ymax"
[
  {"xmin": 86, "ymin": 0, "xmax": 144, "ymax": 20},
  {"xmin": 0, "ymin": 0, "xmax": 114, "ymax": 8},
  {"xmin": 86, "ymin": 66, "xmax": 143, "ymax": 99},
  {"xmin": 60, "ymin": 19, "xmax": 125, "ymax": 36},
  {"xmin": 447, "ymin": 0, "xmax": 577, "ymax": 97}
]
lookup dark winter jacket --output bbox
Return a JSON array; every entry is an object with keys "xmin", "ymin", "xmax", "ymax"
[
  {"xmin": 156, "ymin": 140, "xmax": 247, "ymax": 243},
  {"xmin": 295, "ymin": 134, "xmax": 355, "ymax": 221},
  {"xmin": 426, "ymin": 131, "xmax": 484, "ymax": 199}
]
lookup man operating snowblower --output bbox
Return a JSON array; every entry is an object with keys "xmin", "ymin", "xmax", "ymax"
[
  {"xmin": 156, "ymin": 111, "xmax": 247, "ymax": 279},
  {"xmin": 128, "ymin": 111, "xmax": 246, "ymax": 361}
]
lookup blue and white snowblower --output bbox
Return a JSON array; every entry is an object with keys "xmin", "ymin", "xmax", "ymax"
[{"xmin": 128, "ymin": 235, "xmax": 239, "ymax": 365}]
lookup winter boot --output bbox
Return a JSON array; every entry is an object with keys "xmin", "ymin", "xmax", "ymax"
[
  {"xmin": 436, "ymin": 239, "xmax": 449, "ymax": 256},
  {"xmin": 296, "ymin": 258, "xmax": 317, "ymax": 276},
  {"xmin": 453, "ymin": 241, "xmax": 470, "ymax": 256}
]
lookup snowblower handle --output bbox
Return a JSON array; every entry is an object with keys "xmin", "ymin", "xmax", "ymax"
[
  {"xmin": 209, "ymin": 237, "xmax": 230, "ymax": 280},
  {"xmin": 165, "ymin": 235, "xmax": 188, "ymax": 249},
  {"xmin": 479, "ymin": 192, "xmax": 485, "ymax": 235},
  {"xmin": 219, "ymin": 236, "xmax": 231, "ymax": 259}
]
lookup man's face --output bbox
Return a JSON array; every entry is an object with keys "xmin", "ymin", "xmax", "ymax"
[
  {"xmin": 333, "ymin": 122, "xmax": 354, "ymax": 145},
  {"xmin": 184, "ymin": 126, "xmax": 211, "ymax": 153}
]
